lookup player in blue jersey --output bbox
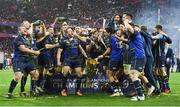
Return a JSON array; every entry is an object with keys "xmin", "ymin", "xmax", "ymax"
[
  {"xmin": 7, "ymin": 21, "xmax": 40, "ymax": 98},
  {"xmin": 123, "ymin": 14, "xmax": 155, "ymax": 101},
  {"xmin": 57, "ymin": 28, "xmax": 87, "ymax": 96},
  {"xmin": 152, "ymin": 25, "xmax": 172, "ymax": 93},
  {"xmin": 96, "ymin": 27, "xmax": 125, "ymax": 97},
  {"xmin": 96, "ymin": 28, "xmax": 110, "ymax": 77},
  {"xmin": 35, "ymin": 23, "xmax": 59, "ymax": 94},
  {"xmin": 19, "ymin": 21, "xmax": 43, "ymax": 97}
]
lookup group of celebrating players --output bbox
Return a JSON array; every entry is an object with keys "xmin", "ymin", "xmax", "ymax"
[{"xmin": 6, "ymin": 13, "xmax": 172, "ymax": 101}]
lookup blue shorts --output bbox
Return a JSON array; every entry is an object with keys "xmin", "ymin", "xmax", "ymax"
[
  {"xmin": 109, "ymin": 60, "xmax": 123, "ymax": 71},
  {"xmin": 131, "ymin": 58, "xmax": 146, "ymax": 72},
  {"xmin": 38, "ymin": 53, "xmax": 52, "ymax": 68},
  {"xmin": 13, "ymin": 57, "xmax": 37, "ymax": 73},
  {"xmin": 25, "ymin": 57, "xmax": 38, "ymax": 72},
  {"xmin": 63, "ymin": 58, "xmax": 81, "ymax": 69}
]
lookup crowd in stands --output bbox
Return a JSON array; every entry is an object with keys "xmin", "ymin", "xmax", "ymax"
[
  {"xmin": 0, "ymin": 38, "xmax": 13, "ymax": 56},
  {"xmin": 0, "ymin": 0, "xmax": 174, "ymax": 24}
]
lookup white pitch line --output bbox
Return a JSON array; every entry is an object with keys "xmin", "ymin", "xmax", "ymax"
[{"xmin": 22, "ymin": 98, "xmax": 36, "ymax": 101}]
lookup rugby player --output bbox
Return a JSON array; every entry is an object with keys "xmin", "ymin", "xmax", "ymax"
[
  {"xmin": 57, "ymin": 28, "xmax": 87, "ymax": 96},
  {"xmin": 7, "ymin": 21, "xmax": 40, "ymax": 98},
  {"xmin": 152, "ymin": 25, "xmax": 172, "ymax": 93}
]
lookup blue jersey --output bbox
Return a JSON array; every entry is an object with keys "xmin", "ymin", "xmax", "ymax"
[
  {"xmin": 37, "ymin": 35, "xmax": 53, "ymax": 54},
  {"xmin": 153, "ymin": 34, "xmax": 172, "ymax": 58},
  {"xmin": 80, "ymin": 37, "xmax": 90, "ymax": 52},
  {"xmin": 110, "ymin": 36, "xmax": 125, "ymax": 61},
  {"xmin": 129, "ymin": 32, "xmax": 145, "ymax": 59},
  {"xmin": 140, "ymin": 31, "xmax": 153, "ymax": 58},
  {"xmin": 59, "ymin": 36, "xmax": 80, "ymax": 59},
  {"xmin": 13, "ymin": 35, "xmax": 31, "ymax": 58},
  {"xmin": 31, "ymin": 31, "xmax": 39, "ymax": 50}
]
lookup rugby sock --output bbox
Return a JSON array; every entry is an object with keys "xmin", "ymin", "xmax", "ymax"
[
  {"xmin": 76, "ymin": 77, "xmax": 82, "ymax": 92},
  {"xmin": 110, "ymin": 81, "xmax": 118, "ymax": 93},
  {"xmin": 62, "ymin": 75, "xmax": 67, "ymax": 90},
  {"xmin": 146, "ymin": 82, "xmax": 152, "ymax": 89},
  {"xmin": 115, "ymin": 82, "xmax": 120, "ymax": 92},
  {"xmin": 20, "ymin": 76, "xmax": 27, "ymax": 92},
  {"xmin": 31, "ymin": 80, "xmax": 36, "ymax": 90},
  {"xmin": 49, "ymin": 68, "xmax": 54, "ymax": 73},
  {"xmin": 42, "ymin": 75, "xmax": 48, "ymax": 88},
  {"xmin": 162, "ymin": 75, "xmax": 169, "ymax": 90},
  {"xmin": 157, "ymin": 76, "xmax": 163, "ymax": 90},
  {"xmin": 154, "ymin": 75, "xmax": 158, "ymax": 83},
  {"xmin": 30, "ymin": 77, "xmax": 32, "ymax": 91},
  {"xmin": 133, "ymin": 80, "xmax": 144, "ymax": 97},
  {"xmin": 159, "ymin": 76, "xmax": 165, "ymax": 90},
  {"xmin": 8, "ymin": 79, "xmax": 18, "ymax": 94},
  {"xmin": 36, "ymin": 74, "xmax": 43, "ymax": 87}
]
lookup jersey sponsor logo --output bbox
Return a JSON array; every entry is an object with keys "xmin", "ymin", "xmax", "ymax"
[
  {"xmin": 17, "ymin": 68, "xmax": 21, "ymax": 71},
  {"xmin": 122, "ymin": 79, "xmax": 129, "ymax": 89}
]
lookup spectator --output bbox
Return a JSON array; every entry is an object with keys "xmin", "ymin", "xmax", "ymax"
[{"xmin": 176, "ymin": 56, "xmax": 180, "ymax": 72}]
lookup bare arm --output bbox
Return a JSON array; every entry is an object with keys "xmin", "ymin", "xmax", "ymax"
[
  {"xmin": 18, "ymin": 45, "xmax": 39, "ymax": 56},
  {"xmin": 124, "ymin": 20, "xmax": 134, "ymax": 34},
  {"xmin": 151, "ymin": 34, "xmax": 163, "ymax": 40},
  {"xmin": 97, "ymin": 47, "xmax": 111, "ymax": 59},
  {"xmin": 51, "ymin": 17, "xmax": 58, "ymax": 27},
  {"xmin": 42, "ymin": 23, "xmax": 46, "ymax": 37},
  {"xmin": 114, "ymin": 35, "xmax": 128, "ymax": 42},
  {"xmin": 57, "ymin": 48, "xmax": 63, "ymax": 66},
  {"xmin": 78, "ymin": 36, "xmax": 87, "ymax": 42},
  {"xmin": 102, "ymin": 47, "xmax": 111, "ymax": 57},
  {"xmin": 79, "ymin": 45, "xmax": 88, "ymax": 58},
  {"xmin": 45, "ymin": 43, "xmax": 59, "ymax": 49},
  {"xmin": 29, "ymin": 23, "xmax": 34, "ymax": 36},
  {"xmin": 36, "ymin": 23, "xmax": 47, "ymax": 42},
  {"xmin": 74, "ymin": 32, "xmax": 86, "ymax": 42}
]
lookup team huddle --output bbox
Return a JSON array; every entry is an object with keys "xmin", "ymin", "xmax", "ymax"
[{"xmin": 6, "ymin": 13, "xmax": 172, "ymax": 101}]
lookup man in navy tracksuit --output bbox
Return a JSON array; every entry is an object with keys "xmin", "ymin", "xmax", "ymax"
[{"xmin": 140, "ymin": 26, "xmax": 159, "ymax": 94}]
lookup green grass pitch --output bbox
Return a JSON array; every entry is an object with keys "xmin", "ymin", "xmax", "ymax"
[{"xmin": 0, "ymin": 69, "xmax": 180, "ymax": 106}]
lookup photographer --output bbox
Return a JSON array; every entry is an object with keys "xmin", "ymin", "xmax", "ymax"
[{"xmin": 140, "ymin": 26, "xmax": 159, "ymax": 95}]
